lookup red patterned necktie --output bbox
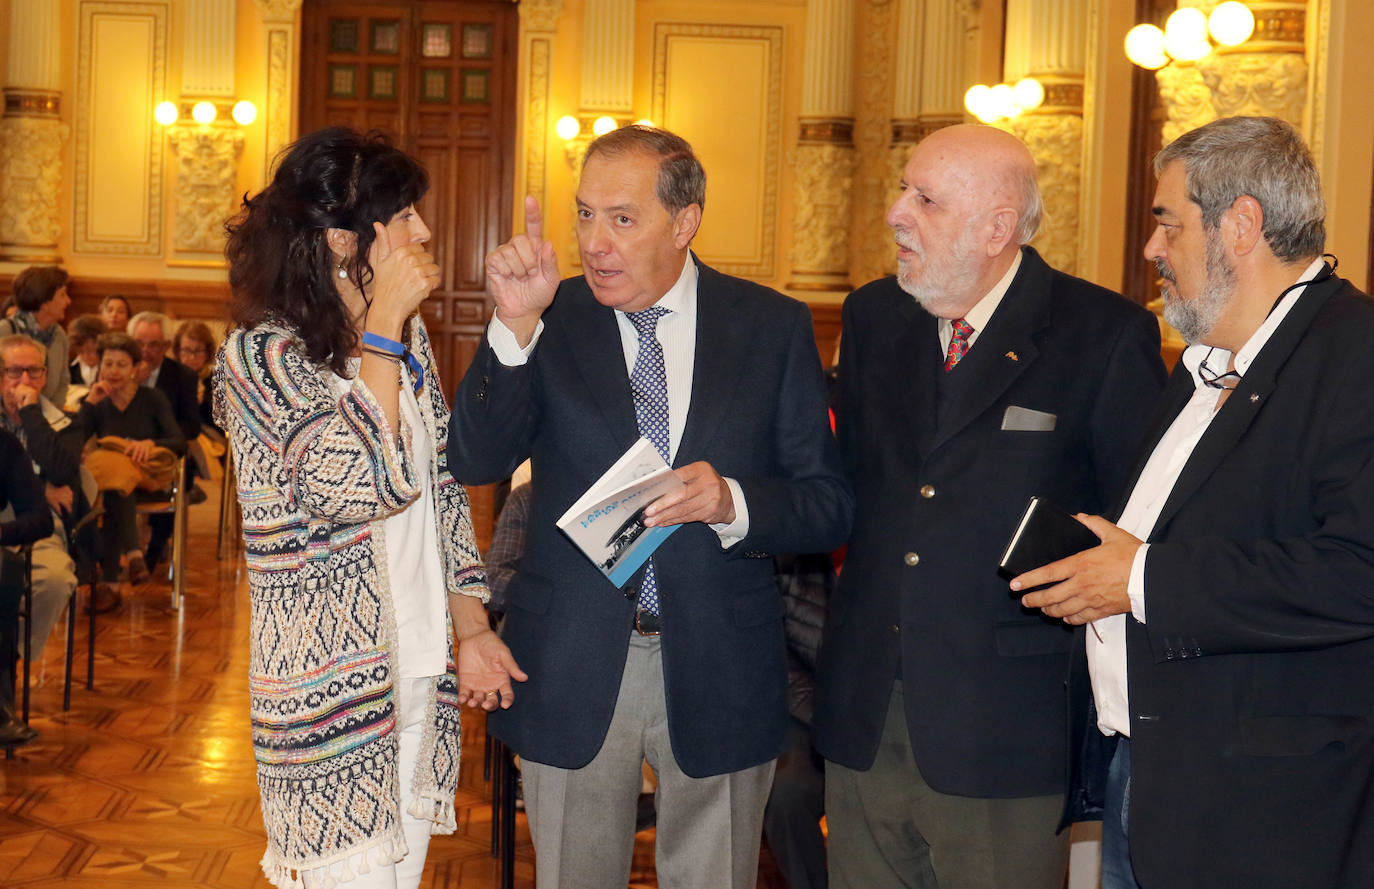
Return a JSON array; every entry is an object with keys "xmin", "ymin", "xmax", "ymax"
[{"xmin": 944, "ymin": 318, "xmax": 974, "ymax": 371}]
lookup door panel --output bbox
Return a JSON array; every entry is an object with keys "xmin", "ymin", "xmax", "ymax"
[{"xmin": 301, "ymin": 0, "xmax": 517, "ymax": 544}]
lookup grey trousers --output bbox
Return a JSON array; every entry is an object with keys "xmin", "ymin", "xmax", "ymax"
[
  {"xmin": 522, "ymin": 633, "xmax": 777, "ymax": 889},
  {"xmin": 826, "ymin": 681, "xmax": 1068, "ymax": 889}
]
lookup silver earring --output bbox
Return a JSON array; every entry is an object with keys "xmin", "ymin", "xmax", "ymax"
[{"xmin": 336, "ymin": 265, "xmax": 348, "ymax": 280}]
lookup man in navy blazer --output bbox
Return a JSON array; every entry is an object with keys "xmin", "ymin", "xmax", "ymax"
[
  {"xmin": 812, "ymin": 125, "xmax": 1165, "ymax": 889},
  {"xmin": 1019, "ymin": 116, "xmax": 1374, "ymax": 889},
  {"xmin": 450, "ymin": 126, "xmax": 851, "ymax": 889}
]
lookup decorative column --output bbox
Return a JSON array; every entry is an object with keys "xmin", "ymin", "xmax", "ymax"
[
  {"xmin": 518, "ymin": 0, "xmax": 564, "ymax": 212},
  {"xmin": 847, "ymin": 0, "xmax": 900, "ymax": 286},
  {"xmin": 255, "ymin": 0, "xmax": 303, "ymax": 180},
  {"xmin": 168, "ymin": 0, "xmax": 245, "ymax": 259},
  {"xmin": 1002, "ymin": 0, "xmax": 1088, "ymax": 275},
  {"xmin": 1157, "ymin": 0, "xmax": 1308, "ymax": 145},
  {"xmin": 0, "ymin": 0, "xmax": 69, "ymax": 263},
  {"xmin": 890, "ymin": 0, "xmax": 968, "ymax": 202},
  {"xmin": 788, "ymin": 0, "xmax": 857, "ymax": 293}
]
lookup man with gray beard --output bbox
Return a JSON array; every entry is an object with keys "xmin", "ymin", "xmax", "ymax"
[
  {"xmin": 1016, "ymin": 116, "xmax": 1374, "ymax": 889},
  {"xmin": 813, "ymin": 124, "xmax": 1165, "ymax": 889}
]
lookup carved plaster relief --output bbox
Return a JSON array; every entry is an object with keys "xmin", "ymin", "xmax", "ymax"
[
  {"xmin": 790, "ymin": 143, "xmax": 856, "ymax": 289},
  {"xmin": 168, "ymin": 125, "xmax": 245, "ymax": 255},
  {"xmin": 0, "ymin": 116, "xmax": 69, "ymax": 259},
  {"xmin": 1010, "ymin": 112, "xmax": 1083, "ymax": 276},
  {"xmin": 849, "ymin": 0, "xmax": 899, "ymax": 286}
]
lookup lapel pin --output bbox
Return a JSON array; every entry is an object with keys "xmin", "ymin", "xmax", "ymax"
[
  {"xmin": 1005, "ymin": 351, "xmax": 1019, "ymax": 361},
  {"xmin": 1249, "ymin": 393, "xmax": 1259, "ymax": 403}
]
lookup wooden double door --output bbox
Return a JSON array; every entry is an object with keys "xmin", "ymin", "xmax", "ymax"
[{"xmin": 300, "ymin": 0, "xmax": 517, "ymax": 398}]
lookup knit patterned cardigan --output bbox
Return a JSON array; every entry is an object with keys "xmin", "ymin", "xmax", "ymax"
[{"xmin": 214, "ymin": 317, "xmax": 488, "ymax": 888}]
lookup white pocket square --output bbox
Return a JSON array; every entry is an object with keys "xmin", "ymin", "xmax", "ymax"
[{"xmin": 1001, "ymin": 406, "xmax": 1057, "ymax": 432}]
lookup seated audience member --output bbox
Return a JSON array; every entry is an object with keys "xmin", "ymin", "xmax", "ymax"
[
  {"xmin": 171, "ymin": 320, "xmax": 220, "ymax": 435},
  {"xmin": 77, "ymin": 333, "xmax": 185, "ymax": 607},
  {"xmin": 0, "ymin": 426, "xmax": 55, "ymax": 746},
  {"xmin": 765, "ymin": 552, "xmax": 835, "ymax": 889},
  {"xmin": 1, "ymin": 297, "xmax": 16, "ymax": 319},
  {"xmin": 128, "ymin": 312, "xmax": 201, "ymax": 565},
  {"xmin": 0, "ymin": 335, "xmax": 82, "ymax": 674},
  {"xmin": 98, "ymin": 294, "xmax": 131, "ymax": 334},
  {"xmin": 0, "ymin": 266, "xmax": 72, "ymax": 407},
  {"xmin": 68, "ymin": 314, "xmax": 106, "ymax": 386}
]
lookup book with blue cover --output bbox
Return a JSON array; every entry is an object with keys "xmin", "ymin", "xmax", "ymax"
[{"xmin": 557, "ymin": 438, "xmax": 686, "ymax": 588}]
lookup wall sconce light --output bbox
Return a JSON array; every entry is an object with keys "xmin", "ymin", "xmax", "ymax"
[
  {"xmin": 154, "ymin": 99, "xmax": 258, "ymax": 127},
  {"xmin": 556, "ymin": 114, "xmax": 645, "ymax": 165},
  {"xmin": 963, "ymin": 77, "xmax": 1045, "ymax": 123},
  {"xmin": 1125, "ymin": 1, "xmax": 1254, "ymax": 70}
]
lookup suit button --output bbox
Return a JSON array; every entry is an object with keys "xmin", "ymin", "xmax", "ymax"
[
  {"xmin": 891, "ymin": 624, "xmax": 900, "ymax": 634},
  {"xmin": 919, "ymin": 484, "xmax": 935, "ymax": 499},
  {"xmin": 903, "ymin": 552, "xmax": 920, "ymax": 566}
]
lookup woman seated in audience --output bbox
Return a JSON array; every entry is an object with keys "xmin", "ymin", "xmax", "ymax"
[
  {"xmin": 67, "ymin": 314, "xmax": 106, "ymax": 389},
  {"xmin": 98, "ymin": 294, "xmax": 131, "ymax": 334},
  {"xmin": 78, "ymin": 332, "xmax": 184, "ymax": 603},
  {"xmin": 171, "ymin": 320, "xmax": 219, "ymax": 433}
]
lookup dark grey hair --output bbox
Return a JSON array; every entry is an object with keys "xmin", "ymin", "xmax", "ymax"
[
  {"xmin": 1155, "ymin": 116, "xmax": 1325, "ymax": 262},
  {"xmin": 583, "ymin": 125, "xmax": 706, "ymax": 216}
]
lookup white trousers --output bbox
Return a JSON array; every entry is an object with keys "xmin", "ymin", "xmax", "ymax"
[{"xmin": 303, "ymin": 675, "xmax": 436, "ymax": 889}]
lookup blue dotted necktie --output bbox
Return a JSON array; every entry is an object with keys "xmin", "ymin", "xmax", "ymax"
[{"xmin": 626, "ymin": 306, "xmax": 671, "ymax": 615}]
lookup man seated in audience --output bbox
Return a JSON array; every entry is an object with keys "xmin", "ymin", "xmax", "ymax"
[
  {"xmin": 0, "ymin": 266, "xmax": 72, "ymax": 408},
  {"xmin": 0, "ymin": 426, "xmax": 55, "ymax": 746},
  {"xmin": 128, "ymin": 312, "xmax": 202, "ymax": 570},
  {"xmin": 68, "ymin": 314, "xmax": 106, "ymax": 387},
  {"xmin": 0, "ymin": 335, "xmax": 83, "ymax": 665},
  {"xmin": 77, "ymin": 333, "xmax": 185, "ymax": 606}
]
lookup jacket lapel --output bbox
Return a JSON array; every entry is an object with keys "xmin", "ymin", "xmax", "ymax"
[
  {"xmin": 924, "ymin": 248, "xmax": 1049, "ymax": 455},
  {"xmin": 563, "ymin": 281, "xmax": 640, "ymax": 450},
  {"xmin": 677, "ymin": 260, "xmax": 754, "ymax": 464},
  {"xmin": 1148, "ymin": 269, "xmax": 1341, "ymax": 537}
]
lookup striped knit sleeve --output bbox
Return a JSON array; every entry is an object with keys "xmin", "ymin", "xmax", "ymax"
[{"xmin": 220, "ymin": 326, "xmax": 420, "ymax": 523}]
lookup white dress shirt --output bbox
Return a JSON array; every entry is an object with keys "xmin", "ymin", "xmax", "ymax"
[
  {"xmin": 1088, "ymin": 256, "xmax": 1327, "ymax": 737},
  {"xmin": 936, "ymin": 250, "xmax": 1022, "ymax": 353},
  {"xmin": 487, "ymin": 255, "xmax": 750, "ymax": 544}
]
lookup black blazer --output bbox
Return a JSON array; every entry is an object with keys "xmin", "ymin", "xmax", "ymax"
[
  {"xmin": 449, "ymin": 259, "xmax": 853, "ymax": 778},
  {"xmin": 153, "ymin": 357, "xmax": 201, "ymax": 442},
  {"xmin": 813, "ymin": 247, "xmax": 1166, "ymax": 798},
  {"xmin": 1084, "ymin": 270, "xmax": 1374, "ymax": 889}
]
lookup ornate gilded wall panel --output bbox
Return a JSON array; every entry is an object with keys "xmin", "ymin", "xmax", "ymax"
[
  {"xmin": 73, "ymin": 2, "xmax": 169, "ymax": 256},
  {"xmin": 652, "ymin": 23, "xmax": 784, "ymax": 279}
]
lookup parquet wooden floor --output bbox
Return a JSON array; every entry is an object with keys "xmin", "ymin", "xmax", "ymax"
[{"xmin": 0, "ymin": 482, "xmax": 790, "ymax": 888}]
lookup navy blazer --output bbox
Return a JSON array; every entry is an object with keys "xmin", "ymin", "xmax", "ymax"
[
  {"xmin": 449, "ymin": 258, "xmax": 852, "ymax": 778},
  {"xmin": 814, "ymin": 247, "xmax": 1166, "ymax": 798},
  {"xmin": 1071, "ymin": 270, "xmax": 1374, "ymax": 888}
]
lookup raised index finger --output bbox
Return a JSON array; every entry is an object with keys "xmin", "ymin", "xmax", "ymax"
[{"xmin": 523, "ymin": 195, "xmax": 544, "ymax": 244}]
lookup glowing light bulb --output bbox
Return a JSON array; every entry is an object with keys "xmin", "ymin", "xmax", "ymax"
[
  {"xmin": 191, "ymin": 101, "xmax": 217, "ymax": 125},
  {"xmin": 1208, "ymin": 1, "xmax": 1255, "ymax": 47},
  {"xmin": 988, "ymin": 83, "xmax": 1018, "ymax": 120},
  {"xmin": 555, "ymin": 115, "xmax": 580, "ymax": 140},
  {"xmin": 1124, "ymin": 24, "xmax": 1170, "ymax": 69},
  {"xmin": 592, "ymin": 116, "xmax": 617, "ymax": 136},
  {"xmin": 1012, "ymin": 78, "xmax": 1045, "ymax": 111},
  {"xmin": 154, "ymin": 101, "xmax": 178, "ymax": 126},
  {"xmin": 232, "ymin": 100, "xmax": 257, "ymax": 126},
  {"xmin": 963, "ymin": 84, "xmax": 992, "ymax": 119},
  {"xmin": 1164, "ymin": 7, "xmax": 1211, "ymax": 61}
]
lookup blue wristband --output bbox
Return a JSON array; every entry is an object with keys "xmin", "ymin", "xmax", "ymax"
[{"xmin": 361, "ymin": 331, "xmax": 424, "ymax": 394}]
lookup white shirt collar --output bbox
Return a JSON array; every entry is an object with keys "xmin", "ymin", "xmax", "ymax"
[{"xmin": 1180, "ymin": 256, "xmax": 1327, "ymax": 387}]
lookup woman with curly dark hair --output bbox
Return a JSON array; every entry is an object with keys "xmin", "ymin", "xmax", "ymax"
[{"xmin": 215, "ymin": 127, "xmax": 523, "ymax": 889}]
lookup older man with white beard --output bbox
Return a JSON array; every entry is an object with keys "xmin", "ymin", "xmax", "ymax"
[
  {"xmin": 1016, "ymin": 116, "xmax": 1374, "ymax": 889},
  {"xmin": 813, "ymin": 124, "xmax": 1166, "ymax": 889}
]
